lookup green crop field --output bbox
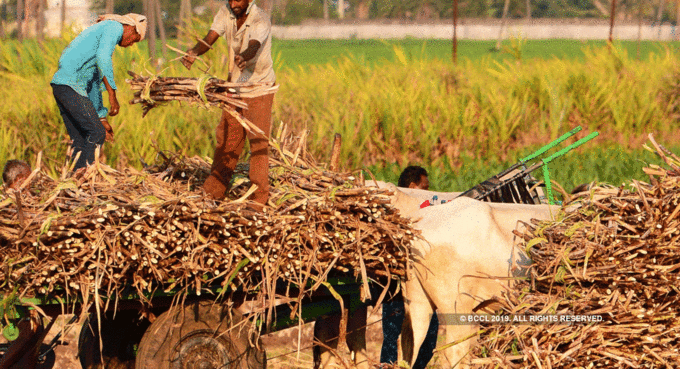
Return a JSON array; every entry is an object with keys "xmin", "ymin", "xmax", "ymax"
[
  {"xmin": 1, "ymin": 22, "xmax": 679, "ymax": 196},
  {"xmin": 272, "ymin": 38, "xmax": 680, "ymax": 67}
]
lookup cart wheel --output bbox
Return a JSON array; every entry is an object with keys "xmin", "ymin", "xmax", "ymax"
[{"xmin": 136, "ymin": 300, "xmax": 266, "ymax": 369}]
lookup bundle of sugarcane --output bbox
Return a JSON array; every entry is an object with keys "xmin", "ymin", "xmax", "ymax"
[
  {"xmin": 126, "ymin": 71, "xmax": 278, "ymax": 124},
  {"xmin": 0, "ymin": 126, "xmax": 412, "ymax": 322},
  {"xmin": 470, "ymin": 136, "xmax": 680, "ymax": 368}
]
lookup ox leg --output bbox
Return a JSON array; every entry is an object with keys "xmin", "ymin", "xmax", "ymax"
[
  {"xmin": 346, "ymin": 305, "xmax": 368, "ymax": 369},
  {"xmin": 400, "ymin": 278, "xmax": 435, "ymax": 368},
  {"xmin": 440, "ymin": 323, "xmax": 478, "ymax": 368}
]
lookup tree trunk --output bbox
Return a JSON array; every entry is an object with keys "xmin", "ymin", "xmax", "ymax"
[
  {"xmin": 36, "ymin": 0, "xmax": 45, "ymax": 41},
  {"xmin": 676, "ymin": 0, "xmax": 680, "ymax": 41},
  {"xmin": 609, "ymin": 0, "xmax": 617, "ymax": 43},
  {"xmin": 323, "ymin": 0, "xmax": 329, "ymax": 20},
  {"xmin": 637, "ymin": 0, "xmax": 643, "ymax": 59},
  {"xmin": 106, "ymin": 0, "xmax": 115, "ymax": 14},
  {"xmin": 0, "ymin": 2, "xmax": 6, "ymax": 39},
  {"xmin": 144, "ymin": 0, "xmax": 157, "ymax": 63},
  {"xmin": 23, "ymin": 0, "xmax": 35, "ymax": 39},
  {"xmin": 154, "ymin": 0, "xmax": 167, "ymax": 58},
  {"xmin": 60, "ymin": 0, "xmax": 66, "ymax": 35},
  {"xmin": 356, "ymin": 0, "xmax": 369, "ymax": 20},
  {"xmin": 495, "ymin": 0, "xmax": 510, "ymax": 51},
  {"xmin": 260, "ymin": 0, "xmax": 273, "ymax": 16},
  {"xmin": 17, "ymin": 0, "xmax": 24, "ymax": 40},
  {"xmin": 525, "ymin": 0, "xmax": 531, "ymax": 19},
  {"xmin": 592, "ymin": 0, "xmax": 609, "ymax": 16},
  {"xmin": 179, "ymin": 0, "xmax": 192, "ymax": 38},
  {"xmin": 452, "ymin": 0, "xmax": 458, "ymax": 64},
  {"xmin": 338, "ymin": 0, "xmax": 344, "ymax": 19}
]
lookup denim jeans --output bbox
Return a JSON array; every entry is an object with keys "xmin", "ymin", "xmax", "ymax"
[
  {"xmin": 52, "ymin": 84, "xmax": 106, "ymax": 170},
  {"xmin": 381, "ymin": 297, "xmax": 439, "ymax": 369}
]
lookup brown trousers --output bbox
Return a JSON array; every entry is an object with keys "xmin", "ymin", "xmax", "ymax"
[{"xmin": 203, "ymin": 93, "xmax": 275, "ymax": 204}]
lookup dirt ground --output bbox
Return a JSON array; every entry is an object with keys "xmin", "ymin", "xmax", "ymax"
[{"xmin": 1, "ymin": 307, "xmax": 447, "ymax": 368}]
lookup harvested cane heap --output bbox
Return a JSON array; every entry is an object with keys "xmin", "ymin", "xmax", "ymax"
[
  {"xmin": 0, "ymin": 125, "xmax": 413, "ymax": 319},
  {"xmin": 471, "ymin": 138, "xmax": 680, "ymax": 368}
]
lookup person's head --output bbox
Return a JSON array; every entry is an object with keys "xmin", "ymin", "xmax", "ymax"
[
  {"xmin": 3, "ymin": 160, "xmax": 31, "ymax": 190},
  {"xmin": 120, "ymin": 25, "xmax": 142, "ymax": 47},
  {"xmin": 229, "ymin": 0, "xmax": 251, "ymax": 17},
  {"xmin": 97, "ymin": 13, "xmax": 147, "ymax": 47},
  {"xmin": 398, "ymin": 165, "xmax": 429, "ymax": 190}
]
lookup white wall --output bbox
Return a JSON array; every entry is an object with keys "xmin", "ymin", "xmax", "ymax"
[
  {"xmin": 44, "ymin": 0, "xmax": 95, "ymax": 37},
  {"xmin": 272, "ymin": 23, "xmax": 678, "ymax": 41}
]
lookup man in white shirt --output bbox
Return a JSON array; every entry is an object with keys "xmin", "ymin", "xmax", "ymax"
[{"xmin": 182, "ymin": 0, "xmax": 276, "ymax": 208}]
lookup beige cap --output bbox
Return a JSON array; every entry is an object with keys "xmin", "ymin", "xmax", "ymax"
[{"xmin": 98, "ymin": 13, "xmax": 148, "ymax": 41}]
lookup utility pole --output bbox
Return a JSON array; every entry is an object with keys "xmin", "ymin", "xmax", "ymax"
[
  {"xmin": 452, "ymin": 0, "xmax": 458, "ymax": 64},
  {"xmin": 609, "ymin": 0, "xmax": 617, "ymax": 43}
]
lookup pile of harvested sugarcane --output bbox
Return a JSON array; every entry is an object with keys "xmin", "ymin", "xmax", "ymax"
[
  {"xmin": 470, "ymin": 136, "xmax": 680, "ymax": 368},
  {"xmin": 0, "ymin": 125, "xmax": 412, "ymax": 324},
  {"xmin": 126, "ymin": 71, "xmax": 278, "ymax": 118}
]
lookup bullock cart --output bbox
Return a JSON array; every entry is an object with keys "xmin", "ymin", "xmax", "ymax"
[
  {"xmin": 0, "ymin": 132, "xmax": 413, "ymax": 368},
  {"xmin": 458, "ymin": 126, "xmax": 599, "ymax": 205}
]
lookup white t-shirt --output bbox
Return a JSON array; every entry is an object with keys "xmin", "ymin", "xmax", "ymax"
[{"xmin": 210, "ymin": 3, "xmax": 276, "ymax": 89}]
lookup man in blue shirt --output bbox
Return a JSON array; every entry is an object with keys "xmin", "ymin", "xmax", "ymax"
[
  {"xmin": 51, "ymin": 13, "xmax": 147, "ymax": 170},
  {"xmin": 381, "ymin": 165, "xmax": 440, "ymax": 369}
]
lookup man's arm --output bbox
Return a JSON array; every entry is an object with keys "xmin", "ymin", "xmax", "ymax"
[
  {"xmin": 101, "ymin": 76, "xmax": 117, "ymax": 142},
  {"xmin": 102, "ymin": 76, "xmax": 119, "ymax": 116},
  {"xmin": 182, "ymin": 30, "xmax": 220, "ymax": 70},
  {"xmin": 234, "ymin": 40, "xmax": 261, "ymax": 69}
]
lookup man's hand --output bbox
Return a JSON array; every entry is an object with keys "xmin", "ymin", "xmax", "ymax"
[
  {"xmin": 235, "ymin": 55, "xmax": 246, "ymax": 69},
  {"xmin": 181, "ymin": 51, "xmax": 197, "ymax": 70},
  {"xmin": 100, "ymin": 118, "xmax": 115, "ymax": 143},
  {"xmin": 108, "ymin": 95, "xmax": 120, "ymax": 116},
  {"xmin": 103, "ymin": 76, "xmax": 119, "ymax": 116}
]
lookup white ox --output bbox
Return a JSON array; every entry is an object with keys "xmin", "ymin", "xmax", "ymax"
[
  {"xmin": 313, "ymin": 182, "xmax": 560, "ymax": 368},
  {"xmin": 399, "ymin": 196, "xmax": 559, "ymax": 368}
]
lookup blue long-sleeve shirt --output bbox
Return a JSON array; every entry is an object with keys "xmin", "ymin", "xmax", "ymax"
[{"xmin": 51, "ymin": 20, "xmax": 123, "ymax": 118}]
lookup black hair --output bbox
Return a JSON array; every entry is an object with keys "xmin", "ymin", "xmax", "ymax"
[
  {"xmin": 3, "ymin": 159, "xmax": 31, "ymax": 188},
  {"xmin": 398, "ymin": 165, "xmax": 428, "ymax": 188}
]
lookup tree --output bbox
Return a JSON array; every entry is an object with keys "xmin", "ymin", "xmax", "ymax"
[
  {"xmin": 16, "ymin": 0, "xmax": 23, "ymax": 40},
  {"xmin": 154, "ymin": 0, "xmax": 167, "ymax": 58},
  {"xmin": 179, "ymin": 0, "xmax": 191, "ymax": 38},
  {"xmin": 356, "ymin": 0, "xmax": 370, "ymax": 19},
  {"xmin": 526, "ymin": 0, "xmax": 531, "ymax": 18},
  {"xmin": 495, "ymin": 0, "xmax": 510, "ymax": 51},
  {"xmin": 143, "ymin": 0, "xmax": 156, "ymax": 61}
]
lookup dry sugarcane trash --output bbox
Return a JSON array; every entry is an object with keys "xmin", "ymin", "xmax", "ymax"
[
  {"xmin": 0, "ymin": 126, "xmax": 414, "ymax": 341},
  {"xmin": 469, "ymin": 135, "xmax": 680, "ymax": 368}
]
